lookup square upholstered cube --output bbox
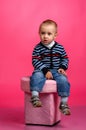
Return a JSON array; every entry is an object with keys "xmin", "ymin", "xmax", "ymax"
[{"xmin": 21, "ymin": 76, "xmax": 61, "ymax": 125}]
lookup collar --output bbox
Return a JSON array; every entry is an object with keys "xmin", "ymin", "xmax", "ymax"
[{"xmin": 42, "ymin": 41, "xmax": 55, "ymax": 49}]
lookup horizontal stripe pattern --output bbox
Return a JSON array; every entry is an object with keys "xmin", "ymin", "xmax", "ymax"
[{"xmin": 32, "ymin": 42, "xmax": 69, "ymax": 70}]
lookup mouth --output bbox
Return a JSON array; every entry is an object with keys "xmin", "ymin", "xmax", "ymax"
[{"xmin": 44, "ymin": 40, "xmax": 48, "ymax": 42}]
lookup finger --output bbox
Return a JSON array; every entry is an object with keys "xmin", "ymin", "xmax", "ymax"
[{"xmin": 58, "ymin": 70, "xmax": 62, "ymax": 73}]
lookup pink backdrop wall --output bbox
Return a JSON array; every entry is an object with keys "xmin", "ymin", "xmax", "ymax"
[{"xmin": 0, "ymin": 0, "xmax": 86, "ymax": 107}]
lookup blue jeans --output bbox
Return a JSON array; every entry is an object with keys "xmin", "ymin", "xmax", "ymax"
[{"xmin": 30, "ymin": 69, "xmax": 70, "ymax": 97}]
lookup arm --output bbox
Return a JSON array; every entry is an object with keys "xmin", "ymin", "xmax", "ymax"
[
  {"xmin": 59, "ymin": 45, "xmax": 69, "ymax": 70},
  {"xmin": 58, "ymin": 45, "xmax": 69, "ymax": 76},
  {"xmin": 32, "ymin": 45, "xmax": 49, "ymax": 75}
]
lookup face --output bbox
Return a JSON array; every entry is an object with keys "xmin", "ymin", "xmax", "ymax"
[{"xmin": 39, "ymin": 24, "xmax": 57, "ymax": 45}]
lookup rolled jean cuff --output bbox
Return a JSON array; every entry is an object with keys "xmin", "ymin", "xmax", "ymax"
[
  {"xmin": 58, "ymin": 92, "xmax": 70, "ymax": 97},
  {"xmin": 30, "ymin": 87, "xmax": 42, "ymax": 92}
]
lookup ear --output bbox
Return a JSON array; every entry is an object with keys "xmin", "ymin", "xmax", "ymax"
[{"xmin": 54, "ymin": 32, "xmax": 58, "ymax": 38}]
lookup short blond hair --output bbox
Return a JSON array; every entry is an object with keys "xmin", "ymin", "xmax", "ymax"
[{"xmin": 39, "ymin": 19, "xmax": 58, "ymax": 33}]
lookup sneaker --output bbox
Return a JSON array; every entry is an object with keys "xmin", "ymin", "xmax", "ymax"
[
  {"xmin": 30, "ymin": 96, "xmax": 42, "ymax": 107},
  {"xmin": 59, "ymin": 102, "xmax": 71, "ymax": 115}
]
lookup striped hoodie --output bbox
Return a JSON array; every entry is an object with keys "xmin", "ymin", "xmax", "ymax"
[{"xmin": 32, "ymin": 41, "xmax": 69, "ymax": 75}]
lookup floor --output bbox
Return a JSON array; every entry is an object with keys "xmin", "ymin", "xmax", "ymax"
[{"xmin": 0, "ymin": 106, "xmax": 86, "ymax": 130}]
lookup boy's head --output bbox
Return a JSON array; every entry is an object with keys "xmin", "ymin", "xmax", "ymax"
[{"xmin": 39, "ymin": 19, "xmax": 58, "ymax": 45}]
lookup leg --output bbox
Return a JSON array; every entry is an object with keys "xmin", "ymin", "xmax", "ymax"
[
  {"xmin": 30, "ymin": 70, "xmax": 46, "ymax": 107},
  {"xmin": 51, "ymin": 69, "xmax": 71, "ymax": 115},
  {"xmin": 30, "ymin": 70, "xmax": 46, "ymax": 92},
  {"xmin": 51, "ymin": 69, "xmax": 70, "ymax": 97}
]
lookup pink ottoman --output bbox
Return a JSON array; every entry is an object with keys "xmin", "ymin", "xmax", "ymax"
[{"xmin": 21, "ymin": 76, "xmax": 61, "ymax": 126}]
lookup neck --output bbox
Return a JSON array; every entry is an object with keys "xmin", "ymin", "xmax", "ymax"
[{"xmin": 42, "ymin": 41, "xmax": 55, "ymax": 49}]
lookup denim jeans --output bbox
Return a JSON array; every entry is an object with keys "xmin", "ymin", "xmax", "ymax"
[{"xmin": 30, "ymin": 69, "xmax": 70, "ymax": 97}]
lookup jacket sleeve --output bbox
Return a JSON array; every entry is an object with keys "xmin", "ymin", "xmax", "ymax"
[
  {"xmin": 32, "ymin": 46, "xmax": 49, "ymax": 75},
  {"xmin": 59, "ymin": 46, "xmax": 69, "ymax": 70}
]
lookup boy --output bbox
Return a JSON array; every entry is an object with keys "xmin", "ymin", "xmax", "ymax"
[{"xmin": 30, "ymin": 19, "xmax": 71, "ymax": 115}]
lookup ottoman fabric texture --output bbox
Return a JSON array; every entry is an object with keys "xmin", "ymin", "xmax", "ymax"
[{"xmin": 21, "ymin": 76, "xmax": 61, "ymax": 125}]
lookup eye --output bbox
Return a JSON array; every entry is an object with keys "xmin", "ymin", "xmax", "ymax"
[
  {"xmin": 41, "ymin": 32, "xmax": 45, "ymax": 34},
  {"xmin": 48, "ymin": 32, "xmax": 52, "ymax": 35}
]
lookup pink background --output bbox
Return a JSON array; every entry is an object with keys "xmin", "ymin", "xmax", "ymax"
[{"xmin": 0, "ymin": 0, "xmax": 86, "ymax": 107}]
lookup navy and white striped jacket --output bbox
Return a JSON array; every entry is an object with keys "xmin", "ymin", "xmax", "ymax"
[{"xmin": 32, "ymin": 41, "xmax": 69, "ymax": 75}]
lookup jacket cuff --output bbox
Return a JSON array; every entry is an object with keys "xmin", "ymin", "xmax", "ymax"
[
  {"xmin": 59, "ymin": 65, "xmax": 67, "ymax": 70},
  {"xmin": 42, "ymin": 67, "xmax": 49, "ymax": 75}
]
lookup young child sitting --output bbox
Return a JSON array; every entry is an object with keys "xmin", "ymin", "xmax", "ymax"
[{"xmin": 30, "ymin": 19, "xmax": 71, "ymax": 115}]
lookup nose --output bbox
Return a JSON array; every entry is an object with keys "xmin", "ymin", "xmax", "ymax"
[{"xmin": 44, "ymin": 34, "xmax": 48, "ymax": 38}]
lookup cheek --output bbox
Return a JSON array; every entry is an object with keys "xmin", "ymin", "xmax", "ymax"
[
  {"xmin": 39, "ymin": 35, "xmax": 42, "ymax": 38},
  {"xmin": 40, "ymin": 36, "xmax": 43, "ymax": 40},
  {"xmin": 51, "ymin": 36, "xmax": 54, "ymax": 39},
  {"xmin": 40, "ymin": 35, "xmax": 43, "ymax": 38}
]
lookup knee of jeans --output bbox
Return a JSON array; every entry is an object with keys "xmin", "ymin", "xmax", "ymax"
[{"xmin": 60, "ymin": 75, "xmax": 68, "ymax": 83}]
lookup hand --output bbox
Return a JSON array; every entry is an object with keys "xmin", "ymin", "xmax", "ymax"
[
  {"xmin": 45, "ymin": 71, "xmax": 53, "ymax": 79},
  {"xmin": 58, "ymin": 68, "xmax": 67, "ymax": 76}
]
